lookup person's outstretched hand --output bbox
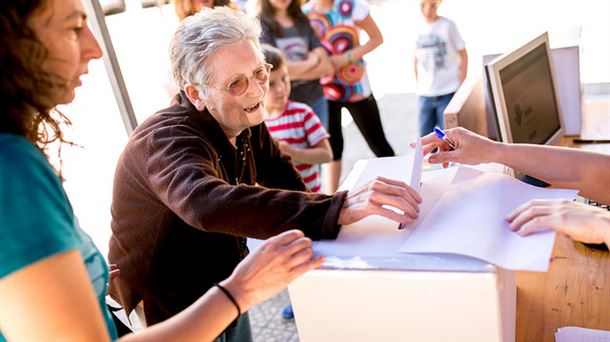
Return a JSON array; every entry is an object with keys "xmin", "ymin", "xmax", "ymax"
[
  {"xmin": 337, "ymin": 176, "xmax": 422, "ymax": 226},
  {"xmin": 420, "ymin": 127, "xmax": 500, "ymax": 168},
  {"xmin": 220, "ymin": 230, "xmax": 323, "ymax": 312},
  {"xmin": 505, "ymin": 199, "xmax": 610, "ymax": 247}
]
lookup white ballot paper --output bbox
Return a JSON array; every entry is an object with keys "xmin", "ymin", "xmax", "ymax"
[
  {"xmin": 398, "ymin": 166, "xmax": 579, "ymax": 271},
  {"xmin": 313, "ymin": 140, "xmax": 428, "ymax": 258},
  {"xmin": 399, "ymin": 138, "xmax": 423, "ymax": 230},
  {"xmin": 410, "ymin": 137, "xmax": 423, "ymax": 192}
]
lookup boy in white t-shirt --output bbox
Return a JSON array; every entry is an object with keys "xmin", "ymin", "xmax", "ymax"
[
  {"xmin": 262, "ymin": 44, "xmax": 333, "ymax": 194},
  {"xmin": 414, "ymin": 0, "xmax": 468, "ymax": 136}
]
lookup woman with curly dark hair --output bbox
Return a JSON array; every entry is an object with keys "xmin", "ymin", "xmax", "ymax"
[
  {"xmin": 0, "ymin": 0, "xmax": 324, "ymax": 340},
  {"xmin": 0, "ymin": 0, "xmax": 72, "ymax": 150}
]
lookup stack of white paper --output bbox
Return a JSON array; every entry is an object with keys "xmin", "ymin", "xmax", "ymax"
[
  {"xmin": 314, "ymin": 151, "xmax": 578, "ymax": 272},
  {"xmin": 398, "ymin": 166, "xmax": 578, "ymax": 271}
]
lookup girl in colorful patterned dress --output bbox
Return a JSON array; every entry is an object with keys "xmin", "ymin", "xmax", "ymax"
[{"xmin": 303, "ymin": 0, "xmax": 395, "ymax": 192}]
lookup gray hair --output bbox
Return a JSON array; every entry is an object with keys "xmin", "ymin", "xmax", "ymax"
[{"xmin": 169, "ymin": 7, "xmax": 262, "ymax": 90}]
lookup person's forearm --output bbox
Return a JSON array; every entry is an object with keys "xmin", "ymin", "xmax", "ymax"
[
  {"xmin": 286, "ymin": 60, "xmax": 317, "ymax": 79},
  {"xmin": 287, "ymin": 146, "xmax": 332, "ymax": 165},
  {"xmin": 351, "ymin": 14, "xmax": 383, "ymax": 60},
  {"xmin": 333, "ymin": 39, "xmax": 381, "ymax": 70},
  {"xmin": 349, "ymin": 35, "xmax": 382, "ymax": 62},
  {"xmin": 294, "ymin": 60, "xmax": 333, "ymax": 80},
  {"xmin": 292, "ymin": 49, "xmax": 334, "ymax": 80},
  {"xmin": 492, "ymin": 143, "xmax": 610, "ymax": 203},
  {"xmin": 121, "ymin": 284, "xmax": 241, "ymax": 342}
]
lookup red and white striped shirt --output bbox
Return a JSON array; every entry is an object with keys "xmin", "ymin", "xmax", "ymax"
[{"xmin": 264, "ymin": 101, "xmax": 330, "ymax": 192}]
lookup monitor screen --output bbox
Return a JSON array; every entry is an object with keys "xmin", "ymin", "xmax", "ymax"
[{"xmin": 485, "ymin": 32, "xmax": 564, "ymax": 145}]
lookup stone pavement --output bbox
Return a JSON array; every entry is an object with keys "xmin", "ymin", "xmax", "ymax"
[
  {"xmin": 250, "ymin": 290, "xmax": 299, "ymax": 342},
  {"xmin": 249, "ymin": 92, "xmax": 420, "ymax": 342}
]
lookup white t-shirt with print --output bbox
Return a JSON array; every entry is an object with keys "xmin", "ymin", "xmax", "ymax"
[{"xmin": 414, "ymin": 16, "xmax": 466, "ymax": 96}]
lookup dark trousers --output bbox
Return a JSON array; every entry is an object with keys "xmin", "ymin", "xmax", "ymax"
[
  {"xmin": 214, "ymin": 312, "xmax": 252, "ymax": 342},
  {"xmin": 327, "ymin": 94, "xmax": 395, "ymax": 160}
]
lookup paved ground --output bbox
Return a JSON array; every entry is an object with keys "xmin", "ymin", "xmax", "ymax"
[{"xmin": 250, "ymin": 290, "xmax": 299, "ymax": 342}]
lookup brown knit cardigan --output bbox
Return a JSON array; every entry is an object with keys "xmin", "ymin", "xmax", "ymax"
[{"xmin": 108, "ymin": 92, "xmax": 346, "ymax": 324}]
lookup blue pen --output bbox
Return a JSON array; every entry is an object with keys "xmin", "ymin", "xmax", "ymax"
[{"xmin": 434, "ymin": 127, "xmax": 457, "ymax": 150}]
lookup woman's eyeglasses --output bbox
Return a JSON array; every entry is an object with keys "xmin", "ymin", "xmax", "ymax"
[{"xmin": 204, "ymin": 63, "xmax": 272, "ymax": 96}]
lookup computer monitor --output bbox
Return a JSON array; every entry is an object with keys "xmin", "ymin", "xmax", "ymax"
[{"xmin": 485, "ymin": 32, "xmax": 564, "ymax": 145}]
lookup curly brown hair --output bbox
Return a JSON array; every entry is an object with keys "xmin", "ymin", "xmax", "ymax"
[{"xmin": 0, "ymin": 0, "xmax": 72, "ymax": 156}]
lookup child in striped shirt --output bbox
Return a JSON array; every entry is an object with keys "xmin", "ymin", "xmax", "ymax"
[{"xmin": 262, "ymin": 45, "xmax": 332, "ymax": 193}]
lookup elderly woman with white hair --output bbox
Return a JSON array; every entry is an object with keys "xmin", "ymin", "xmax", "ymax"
[{"xmin": 108, "ymin": 7, "xmax": 421, "ymax": 341}]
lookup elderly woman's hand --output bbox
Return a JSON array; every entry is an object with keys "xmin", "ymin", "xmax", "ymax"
[
  {"xmin": 219, "ymin": 230, "xmax": 323, "ymax": 312},
  {"xmin": 338, "ymin": 177, "xmax": 422, "ymax": 226}
]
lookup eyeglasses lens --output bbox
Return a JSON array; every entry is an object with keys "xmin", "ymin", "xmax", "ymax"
[{"xmin": 227, "ymin": 64, "xmax": 271, "ymax": 96}]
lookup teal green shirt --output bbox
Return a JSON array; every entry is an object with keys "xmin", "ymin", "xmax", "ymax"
[{"xmin": 0, "ymin": 134, "xmax": 118, "ymax": 340}]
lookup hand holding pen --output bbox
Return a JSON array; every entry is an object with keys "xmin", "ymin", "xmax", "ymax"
[
  {"xmin": 420, "ymin": 127, "xmax": 501, "ymax": 167},
  {"xmin": 434, "ymin": 127, "xmax": 457, "ymax": 150}
]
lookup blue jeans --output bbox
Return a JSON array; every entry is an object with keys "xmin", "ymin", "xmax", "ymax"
[
  {"xmin": 418, "ymin": 93, "xmax": 455, "ymax": 136},
  {"xmin": 310, "ymin": 96, "xmax": 329, "ymax": 130}
]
